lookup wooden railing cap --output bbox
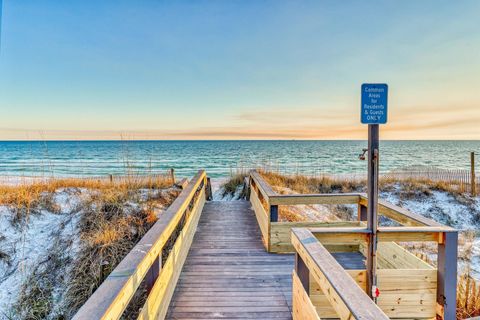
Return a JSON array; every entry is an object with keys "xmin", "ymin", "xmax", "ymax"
[{"xmin": 73, "ymin": 170, "xmax": 206, "ymax": 320}]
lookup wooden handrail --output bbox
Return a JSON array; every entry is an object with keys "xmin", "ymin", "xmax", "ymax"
[
  {"xmin": 359, "ymin": 194, "xmax": 442, "ymax": 227},
  {"xmin": 307, "ymin": 226, "xmax": 455, "ymax": 243},
  {"xmin": 249, "ymin": 170, "xmax": 442, "ymax": 227},
  {"xmin": 73, "ymin": 170, "xmax": 207, "ymax": 320},
  {"xmin": 251, "ymin": 170, "xmax": 458, "ymax": 319},
  {"xmin": 249, "ymin": 170, "xmax": 276, "ymax": 202},
  {"xmin": 269, "ymin": 193, "xmax": 360, "ymax": 205},
  {"xmin": 292, "ymin": 228, "xmax": 389, "ymax": 320}
]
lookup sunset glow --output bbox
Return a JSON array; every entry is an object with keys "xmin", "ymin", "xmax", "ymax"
[{"xmin": 1, "ymin": 1, "xmax": 479, "ymax": 140}]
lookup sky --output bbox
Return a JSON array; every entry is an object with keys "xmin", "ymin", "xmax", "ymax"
[{"xmin": 0, "ymin": 0, "xmax": 479, "ymax": 140}]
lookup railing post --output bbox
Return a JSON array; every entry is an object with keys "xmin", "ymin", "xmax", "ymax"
[
  {"xmin": 437, "ymin": 231, "xmax": 458, "ymax": 320},
  {"xmin": 206, "ymin": 177, "xmax": 213, "ymax": 201},
  {"xmin": 295, "ymin": 253, "xmax": 309, "ymax": 294},
  {"xmin": 146, "ymin": 254, "xmax": 162, "ymax": 294},
  {"xmin": 270, "ymin": 205, "xmax": 278, "ymax": 222},
  {"xmin": 244, "ymin": 176, "xmax": 251, "ymax": 201},
  {"xmin": 471, "ymin": 152, "xmax": 476, "ymax": 197},
  {"xmin": 358, "ymin": 203, "xmax": 368, "ymax": 221}
]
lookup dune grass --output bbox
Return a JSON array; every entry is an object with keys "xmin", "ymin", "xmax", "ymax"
[
  {"xmin": 1, "ymin": 175, "xmax": 179, "ymax": 319},
  {"xmin": 259, "ymin": 170, "xmax": 364, "ymax": 194},
  {"xmin": 221, "ymin": 174, "xmax": 248, "ymax": 199},
  {"xmin": 259, "ymin": 170, "xmax": 471, "ymax": 196},
  {"xmin": 0, "ymin": 176, "xmax": 172, "ymax": 224},
  {"xmin": 458, "ymin": 270, "xmax": 480, "ymax": 318}
]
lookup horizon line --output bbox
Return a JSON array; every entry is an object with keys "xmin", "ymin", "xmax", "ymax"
[{"xmin": 1, "ymin": 139, "xmax": 480, "ymax": 142}]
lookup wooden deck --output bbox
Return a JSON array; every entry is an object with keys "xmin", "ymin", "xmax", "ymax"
[
  {"xmin": 166, "ymin": 201, "xmax": 369, "ymax": 319},
  {"xmin": 166, "ymin": 201, "xmax": 294, "ymax": 319}
]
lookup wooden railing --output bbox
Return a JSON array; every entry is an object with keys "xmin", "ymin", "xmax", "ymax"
[
  {"xmin": 247, "ymin": 170, "xmax": 458, "ymax": 319},
  {"xmin": 74, "ymin": 170, "xmax": 208, "ymax": 320},
  {"xmin": 292, "ymin": 228, "xmax": 389, "ymax": 320}
]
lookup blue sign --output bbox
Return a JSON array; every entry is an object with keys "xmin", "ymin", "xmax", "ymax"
[{"xmin": 361, "ymin": 83, "xmax": 388, "ymax": 124}]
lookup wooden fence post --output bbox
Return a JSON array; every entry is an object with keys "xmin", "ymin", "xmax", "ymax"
[
  {"xmin": 109, "ymin": 174, "xmax": 113, "ymax": 183},
  {"xmin": 471, "ymin": 152, "xmax": 476, "ymax": 197},
  {"xmin": 437, "ymin": 231, "xmax": 458, "ymax": 320},
  {"xmin": 170, "ymin": 168, "xmax": 176, "ymax": 185}
]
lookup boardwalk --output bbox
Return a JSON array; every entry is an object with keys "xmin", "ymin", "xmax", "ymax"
[
  {"xmin": 75, "ymin": 171, "xmax": 457, "ymax": 320},
  {"xmin": 167, "ymin": 201, "xmax": 294, "ymax": 319}
]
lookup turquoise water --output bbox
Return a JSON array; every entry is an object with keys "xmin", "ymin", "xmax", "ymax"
[{"xmin": 0, "ymin": 140, "xmax": 478, "ymax": 178}]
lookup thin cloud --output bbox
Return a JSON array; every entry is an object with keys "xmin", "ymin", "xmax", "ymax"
[
  {"xmin": 1, "ymin": 102, "xmax": 480, "ymax": 140},
  {"xmin": 234, "ymin": 108, "xmax": 353, "ymax": 123}
]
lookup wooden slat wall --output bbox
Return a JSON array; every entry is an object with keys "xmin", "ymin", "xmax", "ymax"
[
  {"xmin": 377, "ymin": 269, "xmax": 437, "ymax": 318},
  {"xmin": 309, "ymin": 267, "xmax": 437, "ymax": 319},
  {"xmin": 309, "ymin": 270, "xmax": 367, "ymax": 318},
  {"xmin": 137, "ymin": 189, "xmax": 206, "ymax": 319},
  {"xmin": 376, "ymin": 242, "xmax": 434, "ymax": 270},
  {"xmin": 249, "ymin": 186, "xmax": 270, "ymax": 250},
  {"xmin": 359, "ymin": 241, "xmax": 437, "ymax": 319},
  {"xmin": 292, "ymin": 270, "xmax": 320, "ymax": 320}
]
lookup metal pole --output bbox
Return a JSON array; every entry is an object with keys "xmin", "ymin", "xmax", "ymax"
[
  {"xmin": 366, "ymin": 124, "xmax": 379, "ymax": 301},
  {"xmin": 471, "ymin": 152, "xmax": 476, "ymax": 197},
  {"xmin": 437, "ymin": 231, "xmax": 458, "ymax": 320}
]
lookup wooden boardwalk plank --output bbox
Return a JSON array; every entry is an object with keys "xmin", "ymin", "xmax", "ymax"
[
  {"xmin": 166, "ymin": 201, "xmax": 367, "ymax": 320},
  {"xmin": 166, "ymin": 201, "xmax": 294, "ymax": 320}
]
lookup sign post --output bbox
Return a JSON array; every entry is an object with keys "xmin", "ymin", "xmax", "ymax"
[{"xmin": 361, "ymin": 83, "xmax": 388, "ymax": 302}]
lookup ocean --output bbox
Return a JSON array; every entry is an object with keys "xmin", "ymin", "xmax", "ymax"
[{"xmin": 0, "ymin": 140, "xmax": 478, "ymax": 178}]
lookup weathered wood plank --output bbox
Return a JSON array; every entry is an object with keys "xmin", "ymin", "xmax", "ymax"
[
  {"xmin": 309, "ymin": 270, "xmax": 367, "ymax": 318},
  {"xmin": 269, "ymin": 193, "xmax": 360, "ymax": 206},
  {"xmin": 377, "ymin": 269, "xmax": 437, "ymax": 318},
  {"xmin": 377, "ymin": 226, "xmax": 454, "ymax": 242},
  {"xmin": 292, "ymin": 270, "xmax": 320, "ymax": 320},
  {"xmin": 166, "ymin": 201, "xmax": 295, "ymax": 319},
  {"xmin": 250, "ymin": 170, "xmax": 277, "ymax": 200},
  {"xmin": 310, "ymin": 227, "xmax": 370, "ymax": 246},
  {"xmin": 250, "ymin": 186, "xmax": 270, "ymax": 249},
  {"xmin": 270, "ymin": 221, "xmax": 362, "ymax": 253},
  {"xmin": 376, "ymin": 242, "xmax": 434, "ymax": 270}
]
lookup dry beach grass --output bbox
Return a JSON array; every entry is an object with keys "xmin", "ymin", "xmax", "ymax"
[{"xmin": 0, "ymin": 175, "xmax": 179, "ymax": 319}]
